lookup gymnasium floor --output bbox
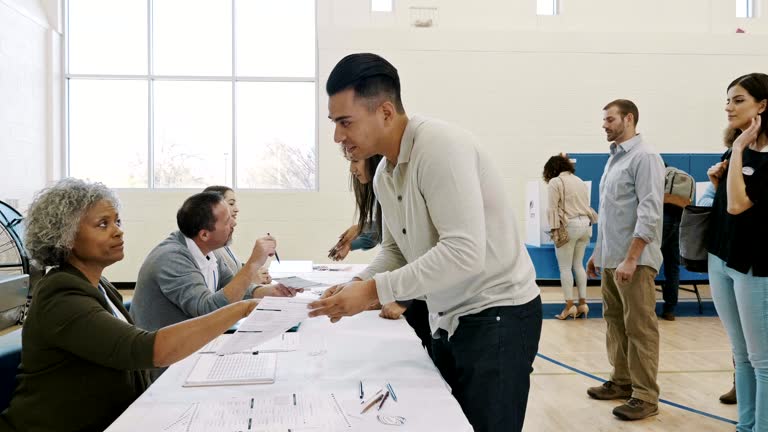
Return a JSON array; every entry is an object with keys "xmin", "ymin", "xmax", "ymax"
[{"xmin": 528, "ymin": 284, "xmax": 736, "ymax": 431}]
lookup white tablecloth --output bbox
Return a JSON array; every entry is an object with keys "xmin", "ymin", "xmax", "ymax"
[{"xmin": 106, "ymin": 268, "xmax": 473, "ymax": 432}]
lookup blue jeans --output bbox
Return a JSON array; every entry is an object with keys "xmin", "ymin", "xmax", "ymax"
[
  {"xmin": 661, "ymin": 213, "xmax": 681, "ymax": 313},
  {"xmin": 709, "ymin": 254, "xmax": 768, "ymax": 432},
  {"xmin": 431, "ymin": 296, "xmax": 542, "ymax": 432}
]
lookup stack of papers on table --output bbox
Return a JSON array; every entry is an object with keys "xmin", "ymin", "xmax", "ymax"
[
  {"xmin": 183, "ymin": 352, "xmax": 277, "ymax": 387},
  {"xmin": 217, "ymin": 297, "xmax": 313, "ymax": 355},
  {"xmin": 138, "ymin": 393, "xmax": 349, "ymax": 432}
]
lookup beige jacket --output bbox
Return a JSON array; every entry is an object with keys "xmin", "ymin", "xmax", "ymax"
[{"xmin": 546, "ymin": 172, "xmax": 598, "ymax": 229}]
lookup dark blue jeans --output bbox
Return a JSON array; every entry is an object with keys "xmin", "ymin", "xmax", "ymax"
[
  {"xmin": 431, "ymin": 296, "xmax": 542, "ymax": 432},
  {"xmin": 661, "ymin": 212, "xmax": 681, "ymax": 313}
]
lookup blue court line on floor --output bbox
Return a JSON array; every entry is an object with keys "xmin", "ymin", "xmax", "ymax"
[{"xmin": 535, "ymin": 353, "xmax": 737, "ymax": 425}]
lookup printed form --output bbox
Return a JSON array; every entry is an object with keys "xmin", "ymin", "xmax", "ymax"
[{"xmin": 217, "ymin": 297, "xmax": 313, "ymax": 355}]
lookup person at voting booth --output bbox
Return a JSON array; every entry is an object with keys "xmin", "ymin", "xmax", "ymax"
[
  {"xmin": 0, "ymin": 179, "xmax": 259, "ymax": 432},
  {"xmin": 308, "ymin": 53, "xmax": 543, "ymax": 432},
  {"xmin": 542, "ymin": 154, "xmax": 597, "ymax": 320}
]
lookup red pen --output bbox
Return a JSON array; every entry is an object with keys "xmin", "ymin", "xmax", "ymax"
[{"xmin": 377, "ymin": 391, "xmax": 391, "ymax": 411}]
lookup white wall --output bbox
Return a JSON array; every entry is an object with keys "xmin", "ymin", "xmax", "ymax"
[
  {"xmin": 0, "ymin": 0, "xmax": 61, "ymax": 212},
  {"xmin": 3, "ymin": 0, "xmax": 768, "ymax": 281}
]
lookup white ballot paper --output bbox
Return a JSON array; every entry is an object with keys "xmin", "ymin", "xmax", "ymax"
[
  {"xmin": 273, "ymin": 276, "xmax": 328, "ymax": 289},
  {"xmin": 217, "ymin": 297, "xmax": 313, "ymax": 355},
  {"xmin": 154, "ymin": 393, "xmax": 349, "ymax": 432},
  {"xmin": 200, "ymin": 333, "xmax": 300, "ymax": 354}
]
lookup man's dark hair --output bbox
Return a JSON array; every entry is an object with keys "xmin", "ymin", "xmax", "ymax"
[
  {"xmin": 177, "ymin": 192, "xmax": 224, "ymax": 238},
  {"xmin": 326, "ymin": 53, "xmax": 405, "ymax": 113},
  {"xmin": 603, "ymin": 99, "xmax": 639, "ymax": 126}
]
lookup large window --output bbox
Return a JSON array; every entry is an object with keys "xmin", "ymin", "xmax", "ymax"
[
  {"xmin": 736, "ymin": 0, "xmax": 754, "ymax": 18},
  {"xmin": 66, "ymin": 0, "xmax": 317, "ymax": 189},
  {"xmin": 536, "ymin": 0, "xmax": 558, "ymax": 16}
]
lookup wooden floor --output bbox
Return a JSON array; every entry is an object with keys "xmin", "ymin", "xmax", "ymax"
[{"xmin": 527, "ymin": 290, "xmax": 737, "ymax": 432}]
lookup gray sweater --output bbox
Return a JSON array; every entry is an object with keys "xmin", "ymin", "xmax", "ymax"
[{"xmin": 130, "ymin": 231, "xmax": 236, "ymax": 332}]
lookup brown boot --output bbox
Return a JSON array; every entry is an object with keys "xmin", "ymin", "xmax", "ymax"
[
  {"xmin": 660, "ymin": 311, "xmax": 675, "ymax": 321},
  {"xmin": 587, "ymin": 381, "xmax": 633, "ymax": 400},
  {"xmin": 613, "ymin": 398, "xmax": 659, "ymax": 421},
  {"xmin": 719, "ymin": 385, "xmax": 737, "ymax": 405}
]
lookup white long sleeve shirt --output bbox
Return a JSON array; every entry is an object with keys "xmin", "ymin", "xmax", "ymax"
[{"xmin": 357, "ymin": 116, "xmax": 540, "ymax": 338}]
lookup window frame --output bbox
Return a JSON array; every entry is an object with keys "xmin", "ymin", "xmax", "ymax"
[
  {"xmin": 536, "ymin": 0, "xmax": 559, "ymax": 16},
  {"xmin": 736, "ymin": 0, "xmax": 755, "ymax": 18},
  {"xmin": 63, "ymin": 0, "xmax": 319, "ymax": 191}
]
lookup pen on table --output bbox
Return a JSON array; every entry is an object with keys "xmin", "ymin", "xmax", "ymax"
[
  {"xmin": 361, "ymin": 388, "xmax": 383, "ymax": 405},
  {"xmin": 267, "ymin": 232, "xmax": 281, "ymax": 263},
  {"xmin": 359, "ymin": 380, "xmax": 364, "ymax": 401},
  {"xmin": 360, "ymin": 393, "xmax": 385, "ymax": 414},
  {"xmin": 377, "ymin": 391, "xmax": 390, "ymax": 411},
  {"xmin": 386, "ymin": 382, "xmax": 398, "ymax": 402}
]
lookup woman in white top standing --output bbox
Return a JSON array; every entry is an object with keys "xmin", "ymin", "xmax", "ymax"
[{"xmin": 543, "ymin": 154, "xmax": 597, "ymax": 320}]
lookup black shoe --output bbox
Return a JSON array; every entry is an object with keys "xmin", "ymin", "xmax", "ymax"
[{"xmin": 660, "ymin": 311, "xmax": 675, "ymax": 321}]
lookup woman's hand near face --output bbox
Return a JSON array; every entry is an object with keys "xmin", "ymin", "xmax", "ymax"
[
  {"xmin": 732, "ymin": 116, "xmax": 762, "ymax": 153},
  {"xmin": 707, "ymin": 160, "xmax": 729, "ymax": 189}
]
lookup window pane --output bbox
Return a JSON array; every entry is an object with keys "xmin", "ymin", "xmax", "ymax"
[
  {"xmin": 69, "ymin": 80, "xmax": 148, "ymax": 188},
  {"xmin": 153, "ymin": 0, "xmax": 232, "ymax": 76},
  {"xmin": 536, "ymin": 0, "xmax": 558, "ymax": 15},
  {"xmin": 68, "ymin": 0, "xmax": 147, "ymax": 74},
  {"xmin": 236, "ymin": 82, "xmax": 315, "ymax": 189},
  {"xmin": 235, "ymin": 0, "xmax": 315, "ymax": 77},
  {"xmin": 153, "ymin": 81, "xmax": 232, "ymax": 188},
  {"xmin": 372, "ymin": 0, "xmax": 393, "ymax": 12},
  {"xmin": 736, "ymin": 0, "xmax": 753, "ymax": 17}
]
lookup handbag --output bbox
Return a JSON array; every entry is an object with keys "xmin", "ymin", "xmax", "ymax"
[
  {"xmin": 549, "ymin": 178, "xmax": 570, "ymax": 248},
  {"xmin": 679, "ymin": 205, "xmax": 711, "ymax": 273}
]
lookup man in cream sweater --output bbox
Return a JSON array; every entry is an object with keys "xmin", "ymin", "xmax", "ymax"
[{"xmin": 308, "ymin": 53, "xmax": 542, "ymax": 432}]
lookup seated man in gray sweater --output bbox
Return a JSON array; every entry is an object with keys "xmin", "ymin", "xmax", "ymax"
[{"xmin": 131, "ymin": 192, "xmax": 299, "ymax": 378}]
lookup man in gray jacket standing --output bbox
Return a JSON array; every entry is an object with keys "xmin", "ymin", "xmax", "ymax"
[{"xmin": 131, "ymin": 192, "xmax": 297, "ymax": 378}]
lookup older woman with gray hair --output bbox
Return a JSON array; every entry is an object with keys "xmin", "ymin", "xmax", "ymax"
[{"xmin": 0, "ymin": 178, "xmax": 258, "ymax": 432}]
